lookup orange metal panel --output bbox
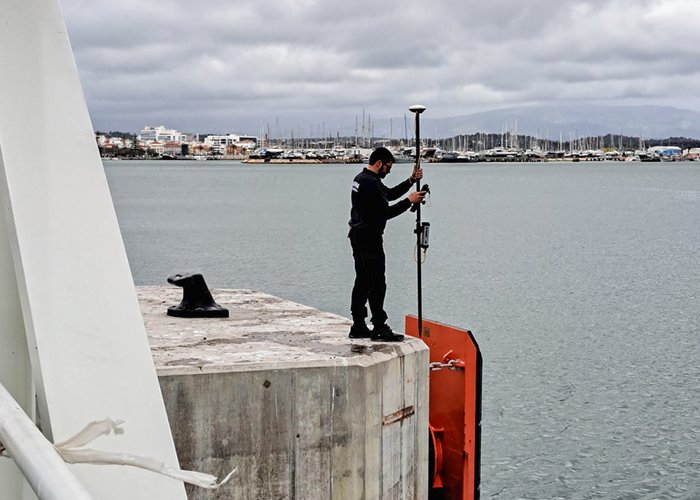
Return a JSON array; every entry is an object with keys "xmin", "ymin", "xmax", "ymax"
[{"xmin": 406, "ymin": 315, "xmax": 482, "ymax": 500}]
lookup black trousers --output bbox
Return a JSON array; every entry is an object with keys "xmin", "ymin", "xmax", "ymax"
[{"xmin": 350, "ymin": 231, "xmax": 388, "ymax": 327}]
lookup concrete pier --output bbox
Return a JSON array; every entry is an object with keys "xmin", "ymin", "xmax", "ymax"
[{"xmin": 138, "ymin": 287, "xmax": 429, "ymax": 500}]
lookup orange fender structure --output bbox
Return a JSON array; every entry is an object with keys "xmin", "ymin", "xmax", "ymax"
[{"xmin": 405, "ymin": 316, "xmax": 483, "ymax": 500}]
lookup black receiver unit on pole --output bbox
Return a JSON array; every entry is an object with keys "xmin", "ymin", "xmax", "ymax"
[{"xmin": 409, "ymin": 104, "xmax": 426, "ymax": 337}]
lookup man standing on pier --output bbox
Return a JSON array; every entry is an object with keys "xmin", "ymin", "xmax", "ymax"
[{"xmin": 348, "ymin": 147, "xmax": 426, "ymax": 342}]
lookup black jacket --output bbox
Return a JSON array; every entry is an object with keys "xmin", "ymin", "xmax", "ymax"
[{"xmin": 348, "ymin": 168, "xmax": 413, "ymax": 238}]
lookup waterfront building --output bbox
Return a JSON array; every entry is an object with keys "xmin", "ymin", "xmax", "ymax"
[
  {"xmin": 163, "ymin": 141, "xmax": 185, "ymax": 157},
  {"xmin": 147, "ymin": 140, "xmax": 165, "ymax": 155},
  {"xmin": 138, "ymin": 125, "xmax": 187, "ymax": 143},
  {"xmin": 685, "ymin": 147, "xmax": 700, "ymax": 159},
  {"xmin": 203, "ymin": 133, "xmax": 258, "ymax": 154},
  {"xmin": 96, "ymin": 134, "xmax": 133, "ymax": 149}
]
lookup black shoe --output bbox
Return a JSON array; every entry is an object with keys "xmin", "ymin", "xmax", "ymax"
[
  {"xmin": 349, "ymin": 323, "xmax": 372, "ymax": 339},
  {"xmin": 370, "ymin": 324, "xmax": 404, "ymax": 342}
]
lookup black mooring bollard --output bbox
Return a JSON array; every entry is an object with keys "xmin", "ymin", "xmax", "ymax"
[{"xmin": 166, "ymin": 273, "xmax": 229, "ymax": 318}]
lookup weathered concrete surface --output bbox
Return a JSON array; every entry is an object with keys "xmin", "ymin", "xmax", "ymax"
[{"xmin": 139, "ymin": 287, "xmax": 429, "ymax": 500}]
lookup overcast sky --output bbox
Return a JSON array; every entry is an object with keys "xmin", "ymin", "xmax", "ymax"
[{"xmin": 60, "ymin": 0, "xmax": 700, "ymax": 136}]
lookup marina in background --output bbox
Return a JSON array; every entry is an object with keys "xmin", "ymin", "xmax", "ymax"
[{"xmin": 97, "ymin": 125, "xmax": 700, "ymax": 164}]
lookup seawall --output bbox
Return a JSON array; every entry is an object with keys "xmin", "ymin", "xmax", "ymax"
[{"xmin": 138, "ymin": 287, "xmax": 429, "ymax": 499}]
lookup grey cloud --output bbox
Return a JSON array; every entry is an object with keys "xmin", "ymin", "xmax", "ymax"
[{"xmin": 59, "ymin": 0, "xmax": 700, "ymax": 134}]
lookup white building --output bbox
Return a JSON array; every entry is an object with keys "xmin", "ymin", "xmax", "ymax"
[
  {"xmin": 203, "ymin": 134, "xmax": 258, "ymax": 154},
  {"xmin": 95, "ymin": 134, "xmax": 133, "ymax": 150},
  {"xmin": 138, "ymin": 125, "xmax": 187, "ymax": 143},
  {"xmin": 147, "ymin": 141, "xmax": 165, "ymax": 155}
]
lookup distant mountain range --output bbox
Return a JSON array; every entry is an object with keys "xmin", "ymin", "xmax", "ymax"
[{"xmin": 379, "ymin": 104, "xmax": 700, "ymax": 140}]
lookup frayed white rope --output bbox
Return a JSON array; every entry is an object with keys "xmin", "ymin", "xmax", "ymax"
[
  {"xmin": 54, "ymin": 417, "xmax": 125, "ymax": 449},
  {"xmin": 3, "ymin": 418, "xmax": 236, "ymax": 490},
  {"xmin": 55, "ymin": 419, "xmax": 237, "ymax": 489}
]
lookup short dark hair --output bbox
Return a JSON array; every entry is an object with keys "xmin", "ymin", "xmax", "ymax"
[{"xmin": 369, "ymin": 147, "xmax": 395, "ymax": 165}]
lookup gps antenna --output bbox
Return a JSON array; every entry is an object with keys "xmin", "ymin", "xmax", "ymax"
[{"xmin": 409, "ymin": 104, "xmax": 427, "ymax": 337}]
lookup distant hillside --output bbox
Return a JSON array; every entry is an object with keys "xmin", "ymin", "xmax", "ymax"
[{"xmin": 381, "ymin": 104, "xmax": 700, "ymax": 140}]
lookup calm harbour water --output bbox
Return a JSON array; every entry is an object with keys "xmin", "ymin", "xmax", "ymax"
[{"xmin": 105, "ymin": 160, "xmax": 700, "ymax": 499}]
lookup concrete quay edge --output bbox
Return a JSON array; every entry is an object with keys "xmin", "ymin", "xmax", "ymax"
[{"xmin": 138, "ymin": 286, "xmax": 428, "ymax": 375}]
